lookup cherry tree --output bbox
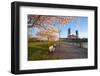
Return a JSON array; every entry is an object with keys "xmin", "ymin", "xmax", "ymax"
[
  {"xmin": 36, "ymin": 26, "xmax": 58, "ymax": 42},
  {"xmin": 52, "ymin": 16, "xmax": 74, "ymax": 46},
  {"xmin": 28, "ymin": 15, "xmax": 74, "ymax": 45}
]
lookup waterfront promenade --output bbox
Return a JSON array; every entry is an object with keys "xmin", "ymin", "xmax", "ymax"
[{"xmin": 51, "ymin": 42, "xmax": 88, "ymax": 59}]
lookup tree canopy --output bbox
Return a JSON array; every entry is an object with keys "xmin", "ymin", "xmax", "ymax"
[{"xmin": 28, "ymin": 15, "xmax": 74, "ymax": 41}]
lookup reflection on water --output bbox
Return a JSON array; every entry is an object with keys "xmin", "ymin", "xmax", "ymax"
[
  {"xmin": 67, "ymin": 42, "xmax": 88, "ymax": 49},
  {"xmin": 83, "ymin": 42, "xmax": 88, "ymax": 48}
]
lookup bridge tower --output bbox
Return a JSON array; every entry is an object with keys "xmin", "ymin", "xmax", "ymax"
[
  {"xmin": 76, "ymin": 30, "xmax": 78, "ymax": 38},
  {"xmin": 68, "ymin": 28, "xmax": 71, "ymax": 36}
]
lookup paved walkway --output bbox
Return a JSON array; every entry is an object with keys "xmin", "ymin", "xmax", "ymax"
[{"xmin": 51, "ymin": 42, "xmax": 88, "ymax": 59}]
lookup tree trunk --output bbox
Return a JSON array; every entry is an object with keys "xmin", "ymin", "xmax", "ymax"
[
  {"xmin": 59, "ymin": 31, "xmax": 60, "ymax": 47},
  {"xmin": 48, "ymin": 36, "xmax": 50, "ymax": 46}
]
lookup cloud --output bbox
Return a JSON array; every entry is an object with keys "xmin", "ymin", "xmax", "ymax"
[{"xmin": 79, "ymin": 32, "xmax": 88, "ymax": 38}]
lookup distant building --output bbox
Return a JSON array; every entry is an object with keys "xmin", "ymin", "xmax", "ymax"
[
  {"xmin": 68, "ymin": 28, "xmax": 71, "ymax": 36},
  {"xmin": 68, "ymin": 34, "xmax": 78, "ymax": 39},
  {"xmin": 59, "ymin": 28, "xmax": 87, "ymax": 43},
  {"xmin": 67, "ymin": 28, "xmax": 78, "ymax": 39},
  {"xmin": 76, "ymin": 30, "xmax": 78, "ymax": 37}
]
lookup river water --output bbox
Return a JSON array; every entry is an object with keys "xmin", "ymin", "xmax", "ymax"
[
  {"xmin": 68, "ymin": 42, "xmax": 88, "ymax": 49},
  {"xmin": 82, "ymin": 42, "xmax": 88, "ymax": 48}
]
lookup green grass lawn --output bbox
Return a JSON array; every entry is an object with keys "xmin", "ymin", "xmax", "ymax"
[{"xmin": 28, "ymin": 41, "xmax": 57, "ymax": 61}]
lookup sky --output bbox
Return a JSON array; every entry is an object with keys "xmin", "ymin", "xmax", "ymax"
[
  {"xmin": 28, "ymin": 16, "xmax": 88, "ymax": 39},
  {"xmin": 60, "ymin": 16, "xmax": 88, "ymax": 38}
]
